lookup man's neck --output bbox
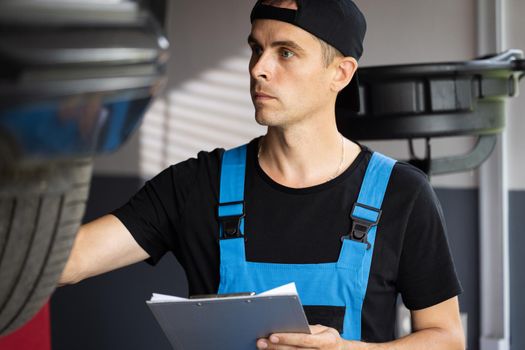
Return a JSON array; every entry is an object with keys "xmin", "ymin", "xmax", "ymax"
[{"xmin": 258, "ymin": 118, "xmax": 361, "ymax": 188}]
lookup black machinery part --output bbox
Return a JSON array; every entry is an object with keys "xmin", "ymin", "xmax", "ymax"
[{"xmin": 337, "ymin": 49, "xmax": 525, "ymax": 175}]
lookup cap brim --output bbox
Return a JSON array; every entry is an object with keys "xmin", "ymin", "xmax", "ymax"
[{"xmin": 336, "ymin": 72, "xmax": 360, "ymax": 112}]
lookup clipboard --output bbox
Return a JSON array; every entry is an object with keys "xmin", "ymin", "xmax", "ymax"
[{"xmin": 146, "ymin": 284, "xmax": 310, "ymax": 350}]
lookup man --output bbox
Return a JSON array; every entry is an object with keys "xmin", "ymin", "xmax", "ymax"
[{"xmin": 60, "ymin": 0, "xmax": 465, "ymax": 349}]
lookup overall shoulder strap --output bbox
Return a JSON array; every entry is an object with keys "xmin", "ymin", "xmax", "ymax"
[
  {"xmin": 339, "ymin": 152, "xmax": 397, "ymax": 341},
  {"xmin": 218, "ymin": 144, "xmax": 247, "ymax": 239},
  {"xmin": 357, "ymin": 152, "xmax": 396, "ymax": 209},
  {"xmin": 346, "ymin": 152, "xmax": 396, "ymax": 246}
]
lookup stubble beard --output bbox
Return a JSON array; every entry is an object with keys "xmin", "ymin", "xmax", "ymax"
[{"xmin": 254, "ymin": 108, "xmax": 274, "ymax": 126}]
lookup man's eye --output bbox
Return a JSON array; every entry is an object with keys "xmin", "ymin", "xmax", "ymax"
[
  {"xmin": 251, "ymin": 46, "xmax": 263, "ymax": 55},
  {"xmin": 281, "ymin": 49, "xmax": 294, "ymax": 58}
]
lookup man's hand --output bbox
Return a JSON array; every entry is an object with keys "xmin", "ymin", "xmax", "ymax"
[
  {"xmin": 255, "ymin": 297, "xmax": 464, "ymax": 350},
  {"xmin": 257, "ymin": 324, "xmax": 352, "ymax": 350}
]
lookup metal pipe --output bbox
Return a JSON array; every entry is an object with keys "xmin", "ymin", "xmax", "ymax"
[{"xmin": 477, "ymin": 0, "xmax": 510, "ymax": 349}]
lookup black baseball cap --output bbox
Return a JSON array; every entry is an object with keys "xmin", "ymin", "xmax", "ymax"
[{"xmin": 250, "ymin": 0, "xmax": 366, "ymax": 112}]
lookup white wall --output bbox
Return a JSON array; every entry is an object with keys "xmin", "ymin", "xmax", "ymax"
[
  {"xmin": 355, "ymin": 0, "xmax": 477, "ymax": 66},
  {"xmin": 93, "ymin": 0, "xmax": 525, "ymax": 191},
  {"xmin": 506, "ymin": 0, "xmax": 525, "ymax": 190}
]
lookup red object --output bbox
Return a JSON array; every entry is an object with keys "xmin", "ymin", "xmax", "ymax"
[{"xmin": 0, "ymin": 302, "xmax": 51, "ymax": 350}]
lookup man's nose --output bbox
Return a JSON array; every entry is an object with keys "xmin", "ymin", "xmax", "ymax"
[{"xmin": 250, "ymin": 52, "xmax": 273, "ymax": 81}]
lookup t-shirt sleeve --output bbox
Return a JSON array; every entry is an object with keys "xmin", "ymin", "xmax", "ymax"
[
  {"xmin": 397, "ymin": 179, "xmax": 463, "ymax": 310},
  {"xmin": 112, "ymin": 149, "xmax": 222, "ymax": 265}
]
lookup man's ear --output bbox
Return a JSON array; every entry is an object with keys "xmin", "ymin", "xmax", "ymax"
[{"xmin": 331, "ymin": 57, "xmax": 358, "ymax": 93}]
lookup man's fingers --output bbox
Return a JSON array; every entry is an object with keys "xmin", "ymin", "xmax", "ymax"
[
  {"xmin": 257, "ymin": 338, "xmax": 316, "ymax": 350},
  {"xmin": 268, "ymin": 332, "xmax": 327, "ymax": 348},
  {"xmin": 270, "ymin": 332, "xmax": 318, "ymax": 347},
  {"xmin": 256, "ymin": 325, "xmax": 340, "ymax": 350},
  {"xmin": 261, "ymin": 326, "xmax": 340, "ymax": 349},
  {"xmin": 309, "ymin": 324, "xmax": 329, "ymax": 334}
]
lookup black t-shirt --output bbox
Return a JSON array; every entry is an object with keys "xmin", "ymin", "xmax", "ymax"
[{"xmin": 113, "ymin": 137, "xmax": 462, "ymax": 342}]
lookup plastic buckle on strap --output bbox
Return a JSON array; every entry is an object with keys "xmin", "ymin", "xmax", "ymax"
[
  {"xmin": 341, "ymin": 203, "xmax": 382, "ymax": 250},
  {"xmin": 219, "ymin": 216, "xmax": 244, "ymax": 238},
  {"xmin": 218, "ymin": 201, "xmax": 244, "ymax": 239}
]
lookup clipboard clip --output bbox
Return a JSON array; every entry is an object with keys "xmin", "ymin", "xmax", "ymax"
[{"xmin": 189, "ymin": 292, "xmax": 255, "ymax": 299}]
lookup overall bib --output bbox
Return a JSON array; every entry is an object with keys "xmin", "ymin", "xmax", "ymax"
[{"xmin": 217, "ymin": 144, "xmax": 395, "ymax": 340}]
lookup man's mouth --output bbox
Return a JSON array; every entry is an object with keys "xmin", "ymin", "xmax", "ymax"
[{"xmin": 253, "ymin": 91, "xmax": 276, "ymax": 100}]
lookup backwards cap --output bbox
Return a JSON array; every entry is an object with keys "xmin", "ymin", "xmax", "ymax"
[{"xmin": 250, "ymin": 0, "xmax": 367, "ymax": 112}]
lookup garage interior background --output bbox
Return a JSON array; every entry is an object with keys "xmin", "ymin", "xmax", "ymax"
[{"xmin": 46, "ymin": 0, "xmax": 524, "ymax": 350}]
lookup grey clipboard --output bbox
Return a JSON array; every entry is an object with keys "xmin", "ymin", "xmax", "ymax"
[{"xmin": 147, "ymin": 295, "xmax": 310, "ymax": 350}]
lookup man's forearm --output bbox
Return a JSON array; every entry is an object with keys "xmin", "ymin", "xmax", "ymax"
[
  {"xmin": 58, "ymin": 215, "xmax": 150, "ymax": 286},
  {"xmin": 344, "ymin": 327, "xmax": 465, "ymax": 350}
]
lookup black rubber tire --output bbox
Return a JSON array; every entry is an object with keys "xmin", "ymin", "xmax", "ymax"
[{"xmin": 0, "ymin": 158, "xmax": 93, "ymax": 336}]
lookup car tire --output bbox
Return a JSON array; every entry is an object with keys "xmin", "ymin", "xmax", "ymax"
[{"xmin": 0, "ymin": 158, "xmax": 93, "ymax": 335}]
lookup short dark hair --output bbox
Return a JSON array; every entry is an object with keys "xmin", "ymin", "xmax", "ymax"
[{"xmin": 259, "ymin": 0, "xmax": 343, "ymax": 66}]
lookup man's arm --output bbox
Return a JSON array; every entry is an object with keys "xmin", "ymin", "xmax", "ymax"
[
  {"xmin": 59, "ymin": 214, "xmax": 149, "ymax": 285},
  {"xmin": 256, "ymin": 296, "xmax": 465, "ymax": 350}
]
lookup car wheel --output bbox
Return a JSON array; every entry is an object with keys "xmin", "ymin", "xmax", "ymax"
[{"xmin": 0, "ymin": 158, "xmax": 92, "ymax": 335}]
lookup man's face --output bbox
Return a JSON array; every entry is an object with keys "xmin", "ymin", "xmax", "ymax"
[{"xmin": 248, "ymin": 19, "xmax": 335, "ymax": 128}]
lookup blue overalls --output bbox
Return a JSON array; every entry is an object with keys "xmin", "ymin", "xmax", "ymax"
[{"xmin": 217, "ymin": 144, "xmax": 396, "ymax": 340}]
